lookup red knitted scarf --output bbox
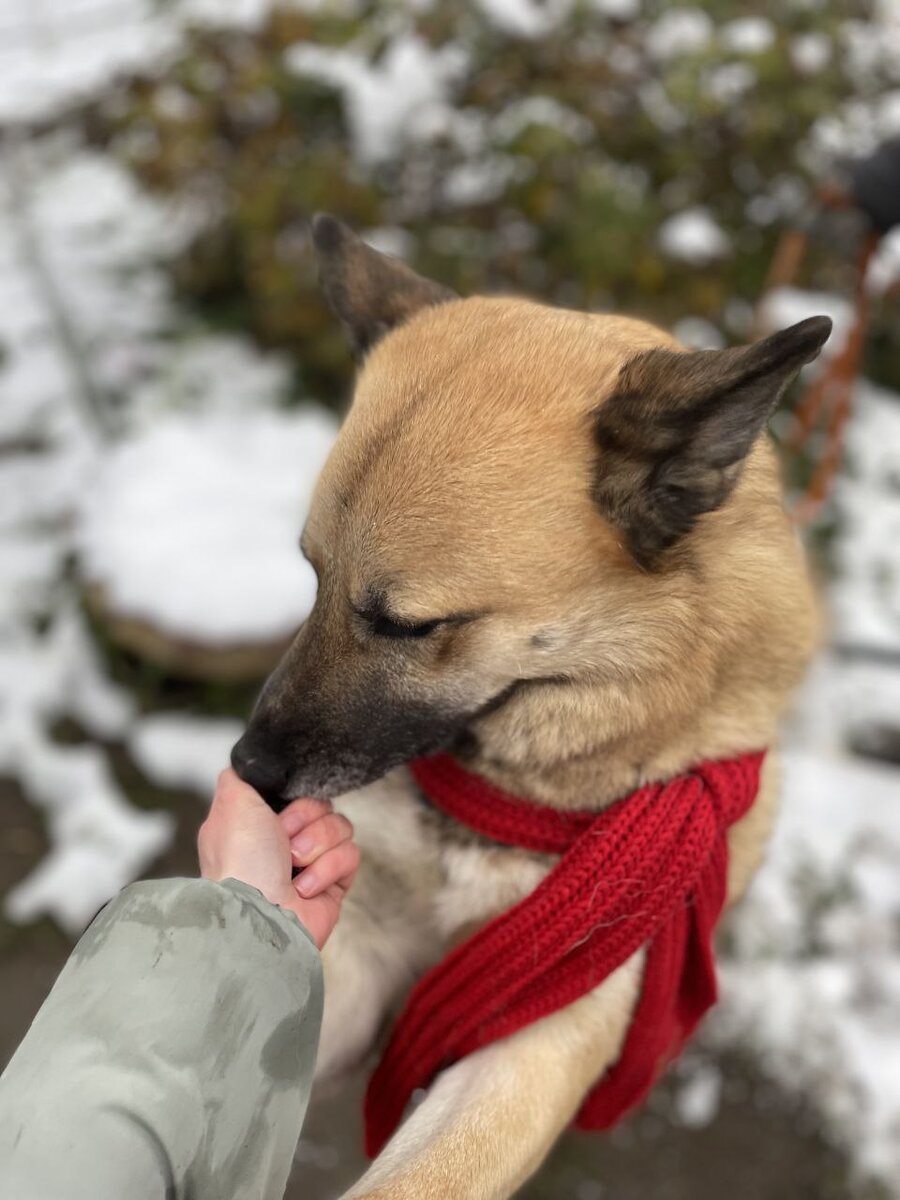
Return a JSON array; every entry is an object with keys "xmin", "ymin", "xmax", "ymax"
[{"xmin": 364, "ymin": 750, "xmax": 764, "ymax": 1157}]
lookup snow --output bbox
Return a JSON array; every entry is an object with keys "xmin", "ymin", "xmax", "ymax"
[
  {"xmin": 130, "ymin": 714, "xmax": 245, "ymax": 795},
  {"xmin": 673, "ymin": 1059, "xmax": 722, "ymax": 1129},
  {"xmin": 472, "ymin": 0, "xmax": 572, "ymax": 39},
  {"xmin": 830, "ymin": 382, "xmax": 900, "ymax": 654},
  {"xmin": 587, "ymin": 0, "xmax": 640, "ymax": 20},
  {"xmin": 790, "ymin": 32, "xmax": 832, "ymax": 75},
  {"xmin": 443, "ymin": 158, "xmax": 524, "ymax": 208},
  {"xmin": 657, "ymin": 207, "xmax": 731, "ymax": 265},
  {"xmin": 0, "ymin": 607, "xmax": 173, "ymax": 935},
  {"xmin": 714, "ymin": 733, "xmax": 900, "ymax": 1188},
  {"xmin": 645, "ymin": 9, "xmax": 713, "ymax": 61},
  {"xmin": 126, "ymin": 336, "xmax": 294, "ymax": 426},
  {"xmin": 0, "ymin": 137, "xmax": 325, "ymax": 930},
  {"xmin": 867, "ymin": 226, "xmax": 900, "ymax": 296},
  {"xmin": 0, "ymin": 140, "xmax": 197, "ymax": 447},
  {"xmin": 78, "ymin": 406, "xmax": 337, "ymax": 644},
  {"xmin": 4, "ymin": 732, "xmax": 173, "ymax": 936},
  {"xmin": 672, "ymin": 317, "xmax": 726, "ymax": 350},
  {"xmin": 492, "ymin": 96, "xmax": 593, "ymax": 146},
  {"xmin": 720, "ymin": 17, "xmax": 775, "ymax": 56},
  {"xmin": 703, "ymin": 62, "xmax": 756, "ymax": 103},
  {"xmin": 286, "ymin": 33, "xmax": 468, "ymax": 167},
  {"xmin": 0, "ymin": 0, "xmax": 283, "ymax": 126},
  {"xmin": 757, "ymin": 287, "xmax": 854, "ymax": 357}
]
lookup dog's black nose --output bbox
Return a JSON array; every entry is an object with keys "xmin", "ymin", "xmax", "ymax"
[{"xmin": 231, "ymin": 735, "xmax": 291, "ymax": 809}]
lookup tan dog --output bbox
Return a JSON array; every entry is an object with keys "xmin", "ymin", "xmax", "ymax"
[{"xmin": 232, "ymin": 215, "xmax": 828, "ymax": 1200}]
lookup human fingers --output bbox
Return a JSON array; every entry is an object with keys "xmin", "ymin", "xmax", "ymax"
[
  {"xmin": 277, "ymin": 796, "xmax": 334, "ymax": 839},
  {"xmin": 289, "ymin": 811, "xmax": 354, "ymax": 869},
  {"xmin": 293, "ymin": 838, "xmax": 361, "ymax": 898}
]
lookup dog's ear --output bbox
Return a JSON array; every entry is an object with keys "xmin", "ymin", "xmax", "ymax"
[
  {"xmin": 592, "ymin": 316, "xmax": 832, "ymax": 568},
  {"xmin": 311, "ymin": 213, "xmax": 456, "ymax": 357}
]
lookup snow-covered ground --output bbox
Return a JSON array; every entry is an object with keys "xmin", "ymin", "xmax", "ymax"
[
  {"xmin": 713, "ymin": 668, "xmax": 900, "ymax": 1189},
  {"xmin": 1, "ymin": 3, "xmax": 899, "ymax": 1196},
  {"xmin": 0, "ymin": 138, "xmax": 337, "ymax": 932}
]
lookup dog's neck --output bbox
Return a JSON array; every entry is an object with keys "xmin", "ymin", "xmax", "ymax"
[{"xmin": 460, "ymin": 671, "xmax": 779, "ymax": 811}]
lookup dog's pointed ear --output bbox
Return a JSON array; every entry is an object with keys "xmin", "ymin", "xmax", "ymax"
[
  {"xmin": 592, "ymin": 316, "xmax": 832, "ymax": 568},
  {"xmin": 311, "ymin": 213, "xmax": 456, "ymax": 357}
]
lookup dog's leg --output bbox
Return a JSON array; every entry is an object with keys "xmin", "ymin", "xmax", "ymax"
[
  {"xmin": 315, "ymin": 782, "xmax": 444, "ymax": 1081},
  {"xmin": 316, "ymin": 884, "xmax": 436, "ymax": 1081},
  {"xmin": 340, "ymin": 952, "xmax": 643, "ymax": 1200}
]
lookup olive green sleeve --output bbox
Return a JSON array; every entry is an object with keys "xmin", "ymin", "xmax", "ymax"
[{"xmin": 0, "ymin": 877, "xmax": 323, "ymax": 1200}]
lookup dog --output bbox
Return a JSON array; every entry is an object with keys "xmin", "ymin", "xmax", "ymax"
[{"xmin": 232, "ymin": 214, "xmax": 828, "ymax": 1199}]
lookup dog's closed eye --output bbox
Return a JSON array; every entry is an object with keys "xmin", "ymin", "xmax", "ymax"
[
  {"xmin": 354, "ymin": 594, "xmax": 484, "ymax": 640},
  {"xmin": 352, "ymin": 592, "xmax": 444, "ymax": 639},
  {"xmin": 369, "ymin": 614, "xmax": 441, "ymax": 639}
]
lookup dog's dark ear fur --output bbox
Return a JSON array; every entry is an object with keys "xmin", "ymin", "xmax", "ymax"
[
  {"xmin": 311, "ymin": 213, "xmax": 456, "ymax": 357},
  {"xmin": 592, "ymin": 316, "xmax": 832, "ymax": 568}
]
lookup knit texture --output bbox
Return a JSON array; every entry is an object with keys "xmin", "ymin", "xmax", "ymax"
[{"xmin": 364, "ymin": 750, "xmax": 764, "ymax": 1157}]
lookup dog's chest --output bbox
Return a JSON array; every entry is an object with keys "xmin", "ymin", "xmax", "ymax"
[
  {"xmin": 336, "ymin": 768, "xmax": 554, "ymax": 950},
  {"xmin": 431, "ymin": 826, "xmax": 552, "ymax": 943}
]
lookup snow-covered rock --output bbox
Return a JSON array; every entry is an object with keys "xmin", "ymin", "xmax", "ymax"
[{"xmin": 78, "ymin": 405, "xmax": 337, "ymax": 645}]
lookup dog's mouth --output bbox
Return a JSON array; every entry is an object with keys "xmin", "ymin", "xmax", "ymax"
[
  {"xmin": 231, "ymin": 738, "xmax": 375, "ymax": 810},
  {"xmin": 231, "ymin": 676, "xmax": 560, "ymax": 810},
  {"xmin": 230, "ymin": 721, "xmax": 462, "ymax": 812}
]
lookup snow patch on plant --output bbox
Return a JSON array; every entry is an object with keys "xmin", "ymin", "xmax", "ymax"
[
  {"xmin": 286, "ymin": 34, "xmax": 468, "ymax": 166},
  {"xmin": 0, "ymin": 0, "xmax": 286, "ymax": 125},
  {"xmin": 658, "ymin": 207, "xmax": 731, "ymax": 265}
]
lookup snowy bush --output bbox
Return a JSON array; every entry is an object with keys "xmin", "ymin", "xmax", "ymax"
[{"xmin": 92, "ymin": 0, "xmax": 900, "ymax": 397}]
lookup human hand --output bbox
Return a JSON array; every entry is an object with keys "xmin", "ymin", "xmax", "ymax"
[{"xmin": 198, "ymin": 768, "xmax": 359, "ymax": 949}]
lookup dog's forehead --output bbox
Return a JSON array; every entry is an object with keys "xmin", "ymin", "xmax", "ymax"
[
  {"xmin": 361, "ymin": 296, "xmax": 674, "ymax": 409},
  {"xmin": 334, "ymin": 299, "xmax": 671, "ymax": 486},
  {"xmin": 307, "ymin": 298, "xmax": 671, "ymax": 585},
  {"xmin": 332, "ymin": 298, "xmax": 677, "ymax": 476}
]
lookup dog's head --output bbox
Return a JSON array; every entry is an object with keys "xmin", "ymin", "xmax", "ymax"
[{"xmin": 232, "ymin": 215, "xmax": 830, "ymax": 806}]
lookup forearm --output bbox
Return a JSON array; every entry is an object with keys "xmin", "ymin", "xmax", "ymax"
[{"xmin": 0, "ymin": 877, "xmax": 323, "ymax": 1200}]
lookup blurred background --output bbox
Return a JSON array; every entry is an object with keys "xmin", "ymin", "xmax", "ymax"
[{"xmin": 2, "ymin": 1, "xmax": 900, "ymax": 1197}]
